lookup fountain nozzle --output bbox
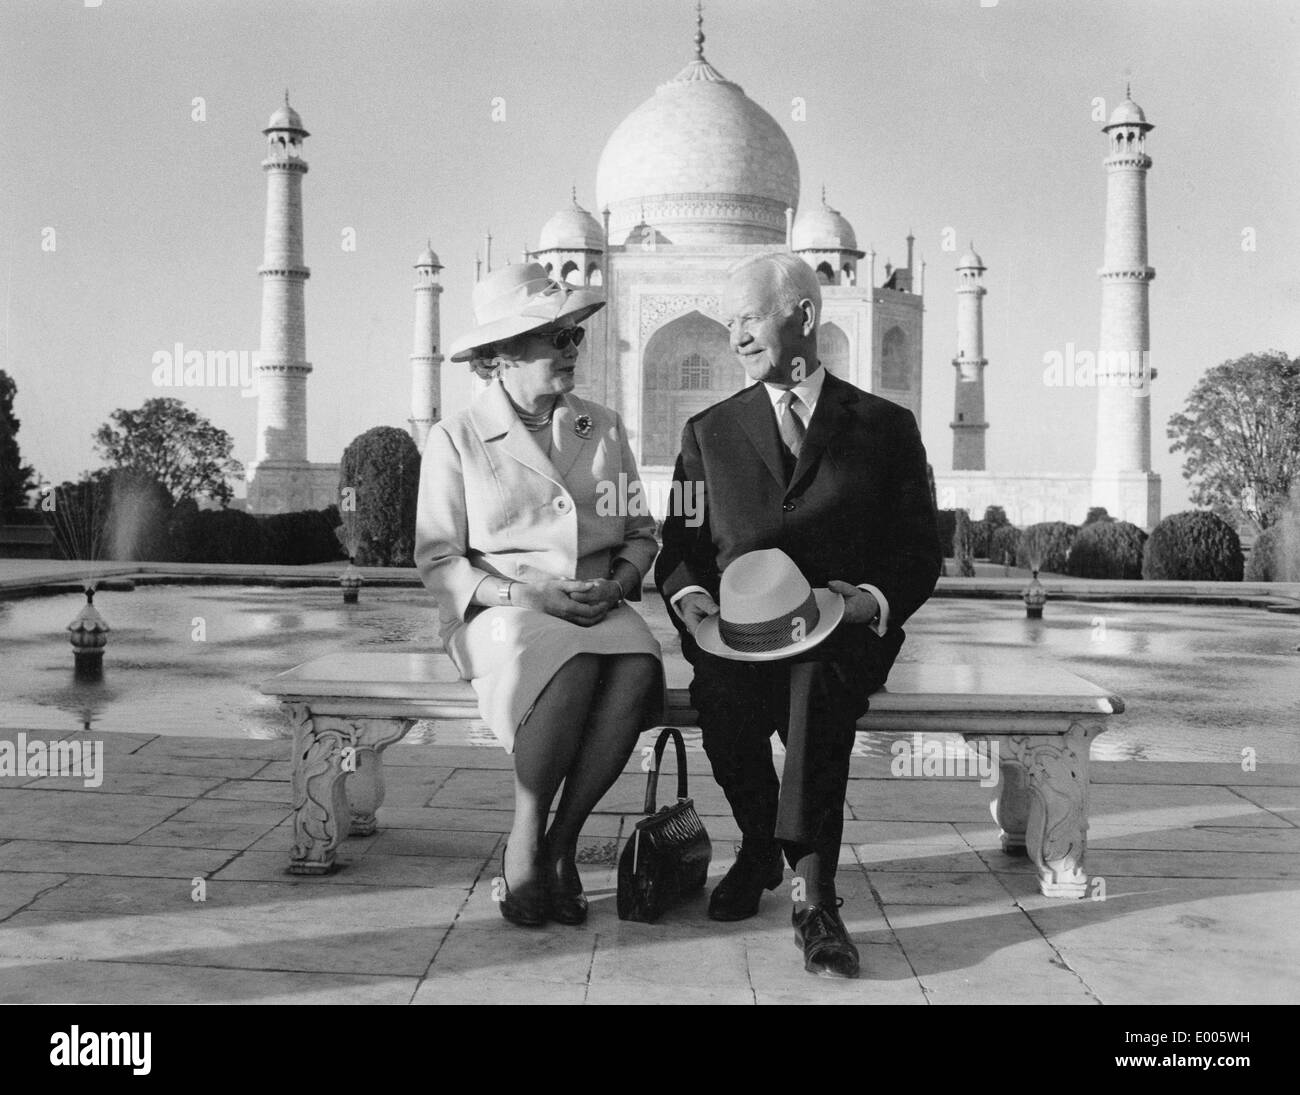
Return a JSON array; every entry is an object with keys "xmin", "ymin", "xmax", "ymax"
[{"xmin": 68, "ymin": 587, "xmax": 110, "ymax": 679}]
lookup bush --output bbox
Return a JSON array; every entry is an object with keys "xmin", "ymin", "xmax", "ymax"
[
  {"xmin": 969, "ymin": 519, "xmax": 993, "ymax": 559},
  {"xmin": 953, "ymin": 509, "xmax": 975, "ymax": 576},
  {"xmin": 259, "ymin": 505, "xmax": 346, "ymax": 565},
  {"xmin": 989, "ymin": 525, "xmax": 1022, "ymax": 567},
  {"xmin": 936, "ymin": 509, "xmax": 957, "ymax": 557},
  {"xmin": 1066, "ymin": 520, "xmax": 1147, "ymax": 579},
  {"xmin": 1142, "ymin": 510, "xmax": 1243, "ymax": 581},
  {"xmin": 1083, "ymin": 506, "xmax": 1114, "ymax": 526},
  {"xmin": 983, "ymin": 506, "xmax": 1010, "ymax": 528},
  {"xmin": 185, "ymin": 509, "xmax": 269, "ymax": 564},
  {"xmin": 338, "ymin": 427, "xmax": 420, "ymax": 566},
  {"xmin": 1016, "ymin": 522, "xmax": 1078, "ymax": 574}
]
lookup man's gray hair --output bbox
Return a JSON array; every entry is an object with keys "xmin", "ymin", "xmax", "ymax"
[{"xmin": 727, "ymin": 251, "xmax": 822, "ymax": 317}]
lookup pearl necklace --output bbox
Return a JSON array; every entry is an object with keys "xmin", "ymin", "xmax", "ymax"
[{"xmin": 509, "ymin": 395, "xmax": 557, "ymax": 433}]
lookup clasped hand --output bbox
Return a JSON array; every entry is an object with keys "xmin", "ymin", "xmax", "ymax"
[{"xmin": 517, "ymin": 578, "xmax": 622, "ymax": 627}]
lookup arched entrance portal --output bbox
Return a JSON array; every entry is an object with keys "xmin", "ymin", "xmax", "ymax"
[{"xmin": 641, "ymin": 310, "xmax": 734, "ymax": 466}]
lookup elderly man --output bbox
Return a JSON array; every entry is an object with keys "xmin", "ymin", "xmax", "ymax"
[{"xmin": 655, "ymin": 251, "xmax": 941, "ymax": 978}]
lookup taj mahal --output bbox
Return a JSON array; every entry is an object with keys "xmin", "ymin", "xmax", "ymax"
[{"xmin": 245, "ymin": 15, "xmax": 1160, "ymax": 532}]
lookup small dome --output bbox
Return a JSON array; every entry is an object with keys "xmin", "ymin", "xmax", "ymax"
[
  {"xmin": 538, "ymin": 202, "xmax": 605, "ymax": 251},
  {"xmin": 415, "ymin": 242, "xmax": 441, "ymax": 268},
  {"xmin": 265, "ymin": 95, "xmax": 307, "ymax": 135},
  {"xmin": 1106, "ymin": 98, "xmax": 1148, "ymax": 127},
  {"xmin": 792, "ymin": 203, "xmax": 858, "ymax": 252},
  {"xmin": 957, "ymin": 245, "xmax": 984, "ymax": 270}
]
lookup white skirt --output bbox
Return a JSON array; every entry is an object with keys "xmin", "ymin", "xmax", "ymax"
[{"xmin": 445, "ymin": 602, "xmax": 664, "ymax": 752}]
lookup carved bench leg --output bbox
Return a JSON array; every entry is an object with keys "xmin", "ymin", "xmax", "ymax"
[
  {"xmin": 991, "ymin": 756, "xmax": 1031, "ymax": 856},
  {"xmin": 1002, "ymin": 724, "xmax": 1101, "ymax": 898},
  {"xmin": 287, "ymin": 704, "xmax": 352, "ymax": 875},
  {"xmin": 344, "ymin": 719, "xmax": 414, "ymax": 837},
  {"xmin": 286, "ymin": 707, "xmax": 414, "ymax": 873}
]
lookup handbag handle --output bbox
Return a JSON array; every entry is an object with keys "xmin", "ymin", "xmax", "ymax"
[{"xmin": 643, "ymin": 726, "xmax": 689, "ymax": 814}]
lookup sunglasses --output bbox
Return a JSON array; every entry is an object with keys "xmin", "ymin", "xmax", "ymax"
[{"xmin": 543, "ymin": 327, "xmax": 586, "ymax": 350}]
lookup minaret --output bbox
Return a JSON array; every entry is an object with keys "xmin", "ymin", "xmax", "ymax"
[
  {"xmin": 249, "ymin": 93, "xmax": 313, "ymax": 513},
  {"xmin": 1092, "ymin": 87, "xmax": 1161, "ymax": 528},
  {"xmin": 951, "ymin": 245, "xmax": 988, "ymax": 470},
  {"xmin": 409, "ymin": 242, "xmax": 443, "ymax": 451}
]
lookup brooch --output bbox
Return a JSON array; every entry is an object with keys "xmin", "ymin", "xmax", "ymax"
[{"xmin": 574, "ymin": 414, "xmax": 594, "ymax": 439}]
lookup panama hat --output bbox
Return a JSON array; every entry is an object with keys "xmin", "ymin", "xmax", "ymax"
[
  {"xmin": 448, "ymin": 263, "xmax": 605, "ymax": 362},
  {"xmin": 694, "ymin": 548, "xmax": 845, "ymax": 662}
]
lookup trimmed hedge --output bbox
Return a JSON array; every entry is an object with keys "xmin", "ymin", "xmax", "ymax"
[
  {"xmin": 936, "ymin": 509, "xmax": 956, "ymax": 557},
  {"xmin": 1142, "ymin": 510, "xmax": 1243, "ymax": 581},
  {"xmin": 1066, "ymin": 520, "xmax": 1147, "ymax": 579},
  {"xmin": 953, "ymin": 509, "xmax": 975, "ymax": 577},
  {"xmin": 989, "ymin": 525, "xmax": 1022, "ymax": 567},
  {"xmin": 260, "ymin": 505, "xmax": 346, "ymax": 565},
  {"xmin": 338, "ymin": 427, "xmax": 420, "ymax": 567},
  {"xmin": 1016, "ymin": 522, "xmax": 1078, "ymax": 574}
]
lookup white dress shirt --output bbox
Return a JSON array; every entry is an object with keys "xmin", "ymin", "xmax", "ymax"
[{"xmin": 669, "ymin": 364, "xmax": 891, "ymax": 637}]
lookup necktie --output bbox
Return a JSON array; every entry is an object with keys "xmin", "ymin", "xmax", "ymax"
[{"xmin": 778, "ymin": 390, "xmax": 806, "ymax": 458}]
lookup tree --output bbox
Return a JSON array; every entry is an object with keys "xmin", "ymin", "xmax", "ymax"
[
  {"xmin": 0, "ymin": 370, "xmax": 37, "ymax": 517},
  {"xmin": 1167, "ymin": 351, "xmax": 1300, "ymax": 531},
  {"xmin": 1083, "ymin": 507, "xmax": 1113, "ymax": 525},
  {"xmin": 337, "ymin": 427, "xmax": 420, "ymax": 566},
  {"xmin": 92, "ymin": 397, "xmax": 244, "ymax": 505}
]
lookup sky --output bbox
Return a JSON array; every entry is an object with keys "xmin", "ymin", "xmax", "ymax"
[{"xmin": 2, "ymin": 0, "xmax": 1298, "ymax": 516}]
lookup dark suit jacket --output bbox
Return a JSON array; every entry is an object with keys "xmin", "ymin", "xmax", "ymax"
[{"xmin": 655, "ymin": 371, "xmax": 942, "ymax": 682}]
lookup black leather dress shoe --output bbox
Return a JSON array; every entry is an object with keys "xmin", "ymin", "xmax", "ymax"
[
  {"xmin": 792, "ymin": 898, "xmax": 860, "ymax": 979},
  {"xmin": 499, "ymin": 844, "xmax": 546, "ymax": 928},
  {"xmin": 547, "ymin": 855, "xmax": 589, "ymax": 926},
  {"xmin": 708, "ymin": 844, "xmax": 784, "ymax": 922}
]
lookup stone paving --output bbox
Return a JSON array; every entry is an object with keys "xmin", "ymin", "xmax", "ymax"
[{"xmin": 0, "ymin": 729, "xmax": 1296, "ymax": 1005}]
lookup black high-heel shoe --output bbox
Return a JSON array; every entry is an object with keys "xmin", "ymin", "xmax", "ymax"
[
  {"xmin": 498, "ymin": 842, "xmax": 547, "ymax": 928},
  {"xmin": 546, "ymin": 844, "xmax": 589, "ymax": 926}
]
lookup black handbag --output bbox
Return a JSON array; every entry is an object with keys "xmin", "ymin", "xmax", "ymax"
[{"xmin": 617, "ymin": 726, "xmax": 712, "ymax": 923}]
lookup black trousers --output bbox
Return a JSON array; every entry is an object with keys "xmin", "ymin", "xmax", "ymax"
[{"xmin": 687, "ymin": 624, "xmax": 892, "ymax": 877}]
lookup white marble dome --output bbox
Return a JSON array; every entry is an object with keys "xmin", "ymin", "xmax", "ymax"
[
  {"xmin": 792, "ymin": 203, "xmax": 858, "ymax": 252},
  {"xmin": 957, "ymin": 245, "xmax": 985, "ymax": 269},
  {"xmin": 1106, "ymin": 97, "xmax": 1149, "ymax": 128},
  {"xmin": 538, "ymin": 202, "xmax": 605, "ymax": 251},
  {"xmin": 265, "ymin": 98, "xmax": 307, "ymax": 134},
  {"xmin": 596, "ymin": 54, "xmax": 799, "ymax": 245}
]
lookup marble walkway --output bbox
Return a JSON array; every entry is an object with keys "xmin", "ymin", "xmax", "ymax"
[{"xmin": 0, "ymin": 729, "xmax": 1296, "ymax": 1005}]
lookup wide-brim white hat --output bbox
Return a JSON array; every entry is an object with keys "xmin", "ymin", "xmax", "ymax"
[
  {"xmin": 448, "ymin": 262, "xmax": 605, "ymax": 362},
  {"xmin": 694, "ymin": 548, "xmax": 845, "ymax": 663}
]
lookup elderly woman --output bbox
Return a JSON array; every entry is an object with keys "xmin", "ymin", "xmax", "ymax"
[{"xmin": 415, "ymin": 263, "xmax": 662, "ymax": 928}]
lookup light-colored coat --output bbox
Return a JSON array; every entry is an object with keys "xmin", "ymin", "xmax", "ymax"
[{"xmin": 416, "ymin": 379, "xmax": 659, "ymax": 644}]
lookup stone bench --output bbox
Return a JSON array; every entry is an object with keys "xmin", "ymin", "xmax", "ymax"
[{"xmin": 260, "ymin": 652, "xmax": 1124, "ymax": 898}]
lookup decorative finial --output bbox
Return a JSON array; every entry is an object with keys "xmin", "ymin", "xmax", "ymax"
[
  {"xmin": 694, "ymin": 1, "xmax": 705, "ymax": 60},
  {"xmin": 639, "ymin": 199, "xmax": 646, "ymax": 222},
  {"xmin": 1126, "ymin": 79, "xmax": 1132, "ymax": 100},
  {"xmin": 571, "ymin": 182, "xmax": 578, "ymax": 205},
  {"xmin": 284, "ymin": 88, "xmax": 290, "ymax": 106},
  {"xmin": 821, "ymin": 183, "xmax": 827, "ymax": 206}
]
